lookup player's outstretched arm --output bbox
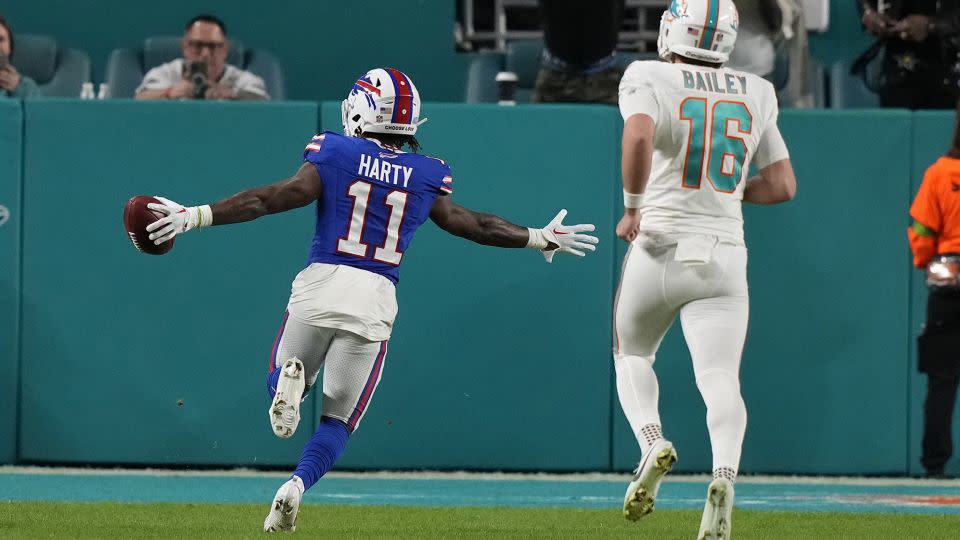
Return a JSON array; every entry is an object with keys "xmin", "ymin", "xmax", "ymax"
[
  {"xmin": 743, "ymin": 159, "xmax": 797, "ymax": 205},
  {"xmin": 429, "ymin": 196, "xmax": 598, "ymax": 262},
  {"xmin": 146, "ymin": 163, "xmax": 321, "ymax": 245}
]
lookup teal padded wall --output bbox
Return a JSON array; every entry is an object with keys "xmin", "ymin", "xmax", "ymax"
[
  {"xmin": 612, "ymin": 111, "xmax": 914, "ymax": 474},
  {"xmin": 20, "ymin": 100, "xmax": 319, "ymax": 465},
  {"xmin": 908, "ymin": 111, "xmax": 957, "ymax": 477},
  {"xmin": 0, "ymin": 100, "xmax": 22, "ymax": 464},
  {"xmin": 319, "ymin": 102, "xmax": 620, "ymax": 471},
  {"xmin": 2, "ymin": 1, "xmax": 466, "ymax": 102},
  {"xmin": 8, "ymin": 102, "xmax": 948, "ymax": 474}
]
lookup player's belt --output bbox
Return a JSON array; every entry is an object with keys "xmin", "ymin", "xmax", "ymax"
[{"xmin": 927, "ymin": 253, "xmax": 960, "ymax": 290}]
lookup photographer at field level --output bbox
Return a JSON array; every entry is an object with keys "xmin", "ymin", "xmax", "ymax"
[
  {"xmin": 136, "ymin": 15, "xmax": 268, "ymax": 101},
  {"xmin": 0, "ymin": 14, "xmax": 39, "ymax": 98}
]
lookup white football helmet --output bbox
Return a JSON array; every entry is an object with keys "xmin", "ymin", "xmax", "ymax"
[
  {"xmin": 341, "ymin": 67, "xmax": 427, "ymax": 138},
  {"xmin": 657, "ymin": 0, "xmax": 739, "ymax": 64}
]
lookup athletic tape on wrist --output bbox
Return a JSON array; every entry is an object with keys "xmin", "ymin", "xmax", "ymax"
[
  {"xmin": 526, "ymin": 227, "xmax": 549, "ymax": 250},
  {"xmin": 623, "ymin": 190, "xmax": 644, "ymax": 209},
  {"xmin": 193, "ymin": 205, "xmax": 213, "ymax": 228}
]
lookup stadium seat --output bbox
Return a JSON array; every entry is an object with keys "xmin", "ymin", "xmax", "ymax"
[
  {"xmin": 809, "ymin": 61, "xmax": 827, "ymax": 108},
  {"xmin": 464, "ymin": 50, "xmax": 504, "ymax": 103},
  {"xmin": 777, "ymin": 60, "xmax": 827, "ymax": 109},
  {"xmin": 11, "ymin": 35, "xmax": 91, "ymax": 97},
  {"xmin": 829, "ymin": 61, "xmax": 880, "ymax": 109},
  {"xmin": 462, "ymin": 42, "xmax": 542, "ymax": 104},
  {"xmin": 505, "ymin": 40, "xmax": 543, "ymax": 103},
  {"xmin": 463, "ymin": 41, "xmax": 652, "ymax": 104},
  {"xmin": 105, "ymin": 37, "xmax": 285, "ymax": 99}
]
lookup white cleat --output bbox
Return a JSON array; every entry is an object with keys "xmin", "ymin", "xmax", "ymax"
[
  {"xmin": 269, "ymin": 358, "xmax": 305, "ymax": 439},
  {"xmin": 623, "ymin": 439, "xmax": 678, "ymax": 521},
  {"xmin": 264, "ymin": 476, "xmax": 304, "ymax": 532},
  {"xmin": 697, "ymin": 478, "xmax": 734, "ymax": 539}
]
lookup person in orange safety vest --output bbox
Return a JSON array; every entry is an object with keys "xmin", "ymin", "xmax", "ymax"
[{"xmin": 908, "ymin": 109, "xmax": 960, "ymax": 478}]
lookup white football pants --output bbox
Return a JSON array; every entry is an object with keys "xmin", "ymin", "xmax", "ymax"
[
  {"xmin": 613, "ymin": 233, "xmax": 749, "ymax": 473},
  {"xmin": 269, "ymin": 313, "xmax": 388, "ymax": 432}
]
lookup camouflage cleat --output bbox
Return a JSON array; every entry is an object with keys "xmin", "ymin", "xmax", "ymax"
[
  {"xmin": 264, "ymin": 477, "xmax": 304, "ymax": 532},
  {"xmin": 697, "ymin": 478, "xmax": 734, "ymax": 539},
  {"xmin": 623, "ymin": 439, "xmax": 678, "ymax": 521},
  {"xmin": 269, "ymin": 358, "xmax": 305, "ymax": 439}
]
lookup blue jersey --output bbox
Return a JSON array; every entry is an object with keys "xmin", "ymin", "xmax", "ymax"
[{"xmin": 303, "ymin": 132, "xmax": 453, "ymax": 284}]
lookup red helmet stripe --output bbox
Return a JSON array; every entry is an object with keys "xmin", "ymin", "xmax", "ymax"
[{"xmin": 385, "ymin": 68, "xmax": 414, "ymax": 125}]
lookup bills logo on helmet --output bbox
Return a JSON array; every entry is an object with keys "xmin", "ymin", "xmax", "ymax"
[{"xmin": 351, "ymin": 75, "xmax": 379, "ymax": 109}]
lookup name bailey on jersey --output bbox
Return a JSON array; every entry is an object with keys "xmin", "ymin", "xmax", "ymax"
[
  {"xmin": 358, "ymin": 154, "xmax": 413, "ymax": 188},
  {"xmin": 681, "ymin": 70, "xmax": 748, "ymax": 95}
]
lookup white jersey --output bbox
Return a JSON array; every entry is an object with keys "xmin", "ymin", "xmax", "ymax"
[{"xmin": 618, "ymin": 60, "xmax": 789, "ymax": 244}]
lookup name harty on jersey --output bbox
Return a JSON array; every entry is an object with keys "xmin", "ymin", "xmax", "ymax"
[
  {"xmin": 681, "ymin": 69, "xmax": 748, "ymax": 95},
  {"xmin": 358, "ymin": 154, "xmax": 414, "ymax": 188}
]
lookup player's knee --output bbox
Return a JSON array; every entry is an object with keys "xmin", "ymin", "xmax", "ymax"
[
  {"xmin": 613, "ymin": 352, "xmax": 656, "ymax": 368},
  {"xmin": 694, "ymin": 368, "xmax": 744, "ymax": 408},
  {"xmin": 694, "ymin": 367, "xmax": 739, "ymax": 388}
]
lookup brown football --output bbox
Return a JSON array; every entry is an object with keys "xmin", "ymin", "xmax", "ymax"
[{"xmin": 123, "ymin": 195, "xmax": 175, "ymax": 255}]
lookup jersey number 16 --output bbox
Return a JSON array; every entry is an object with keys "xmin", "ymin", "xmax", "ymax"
[{"xmin": 679, "ymin": 99, "xmax": 752, "ymax": 193}]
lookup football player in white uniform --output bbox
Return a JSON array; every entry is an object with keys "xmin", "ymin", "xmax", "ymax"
[{"xmin": 613, "ymin": 1, "xmax": 796, "ymax": 538}]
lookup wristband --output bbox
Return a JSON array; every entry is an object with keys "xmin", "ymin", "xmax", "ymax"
[
  {"xmin": 191, "ymin": 205, "xmax": 214, "ymax": 228},
  {"xmin": 623, "ymin": 190, "xmax": 644, "ymax": 209},
  {"xmin": 526, "ymin": 227, "xmax": 549, "ymax": 250}
]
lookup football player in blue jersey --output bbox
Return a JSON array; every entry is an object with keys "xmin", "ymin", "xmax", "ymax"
[{"xmin": 144, "ymin": 67, "xmax": 599, "ymax": 532}]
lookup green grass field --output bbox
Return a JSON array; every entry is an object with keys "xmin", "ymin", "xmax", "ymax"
[{"xmin": 2, "ymin": 502, "xmax": 960, "ymax": 539}]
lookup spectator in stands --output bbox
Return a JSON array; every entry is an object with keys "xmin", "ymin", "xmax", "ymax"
[
  {"xmin": 136, "ymin": 15, "xmax": 268, "ymax": 101},
  {"xmin": 725, "ymin": 0, "xmax": 781, "ymax": 80},
  {"xmin": 532, "ymin": 0, "xmax": 624, "ymax": 104},
  {"xmin": 907, "ymin": 101, "xmax": 960, "ymax": 477},
  {"xmin": 859, "ymin": 1, "xmax": 960, "ymax": 109},
  {"xmin": 0, "ymin": 15, "xmax": 39, "ymax": 98},
  {"xmin": 726, "ymin": 0, "xmax": 815, "ymax": 107}
]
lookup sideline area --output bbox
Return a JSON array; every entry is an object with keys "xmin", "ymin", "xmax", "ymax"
[{"xmin": 2, "ymin": 467, "xmax": 959, "ymax": 514}]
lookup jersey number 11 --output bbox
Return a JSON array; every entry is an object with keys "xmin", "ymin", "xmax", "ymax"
[
  {"xmin": 679, "ymin": 99, "xmax": 752, "ymax": 193},
  {"xmin": 337, "ymin": 180, "xmax": 407, "ymax": 265}
]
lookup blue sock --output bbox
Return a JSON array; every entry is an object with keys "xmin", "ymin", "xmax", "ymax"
[
  {"xmin": 292, "ymin": 417, "xmax": 350, "ymax": 491},
  {"xmin": 266, "ymin": 368, "xmax": 281, "ymax": 399}
]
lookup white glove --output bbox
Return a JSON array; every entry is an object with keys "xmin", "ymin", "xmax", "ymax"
[
  {"xmin": 526, "ymin": 209, "xmax": 599, "ymax": 263},
  {"xmin": 145, "ymin": 196, "xmax": 212, "ymax": 245}
]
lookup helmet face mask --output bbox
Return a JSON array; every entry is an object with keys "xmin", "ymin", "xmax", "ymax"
[
  {"xmin": 341, "ymin": 68, "xmax": 426, "ymax": 138},
  {"xmin": 657, "ymin": 0, "xmax": 739, "ymax": 65}
]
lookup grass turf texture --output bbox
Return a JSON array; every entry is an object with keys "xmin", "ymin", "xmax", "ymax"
[{"xmin": 2, "ymin": 502, "xmax": 960, "ymax": 539}]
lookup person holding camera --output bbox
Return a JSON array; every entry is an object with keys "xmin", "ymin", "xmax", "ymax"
[
  {"xmin": 859, "ymin": 0, "xmax": 960, "ymax": 109},
  {"xmin": 136, "ymin": 15, "xmax": 268, "ymax": 101},
  {"xmin": 0, "ymin": 15, "xmax": 39, "ymax": 98}
]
